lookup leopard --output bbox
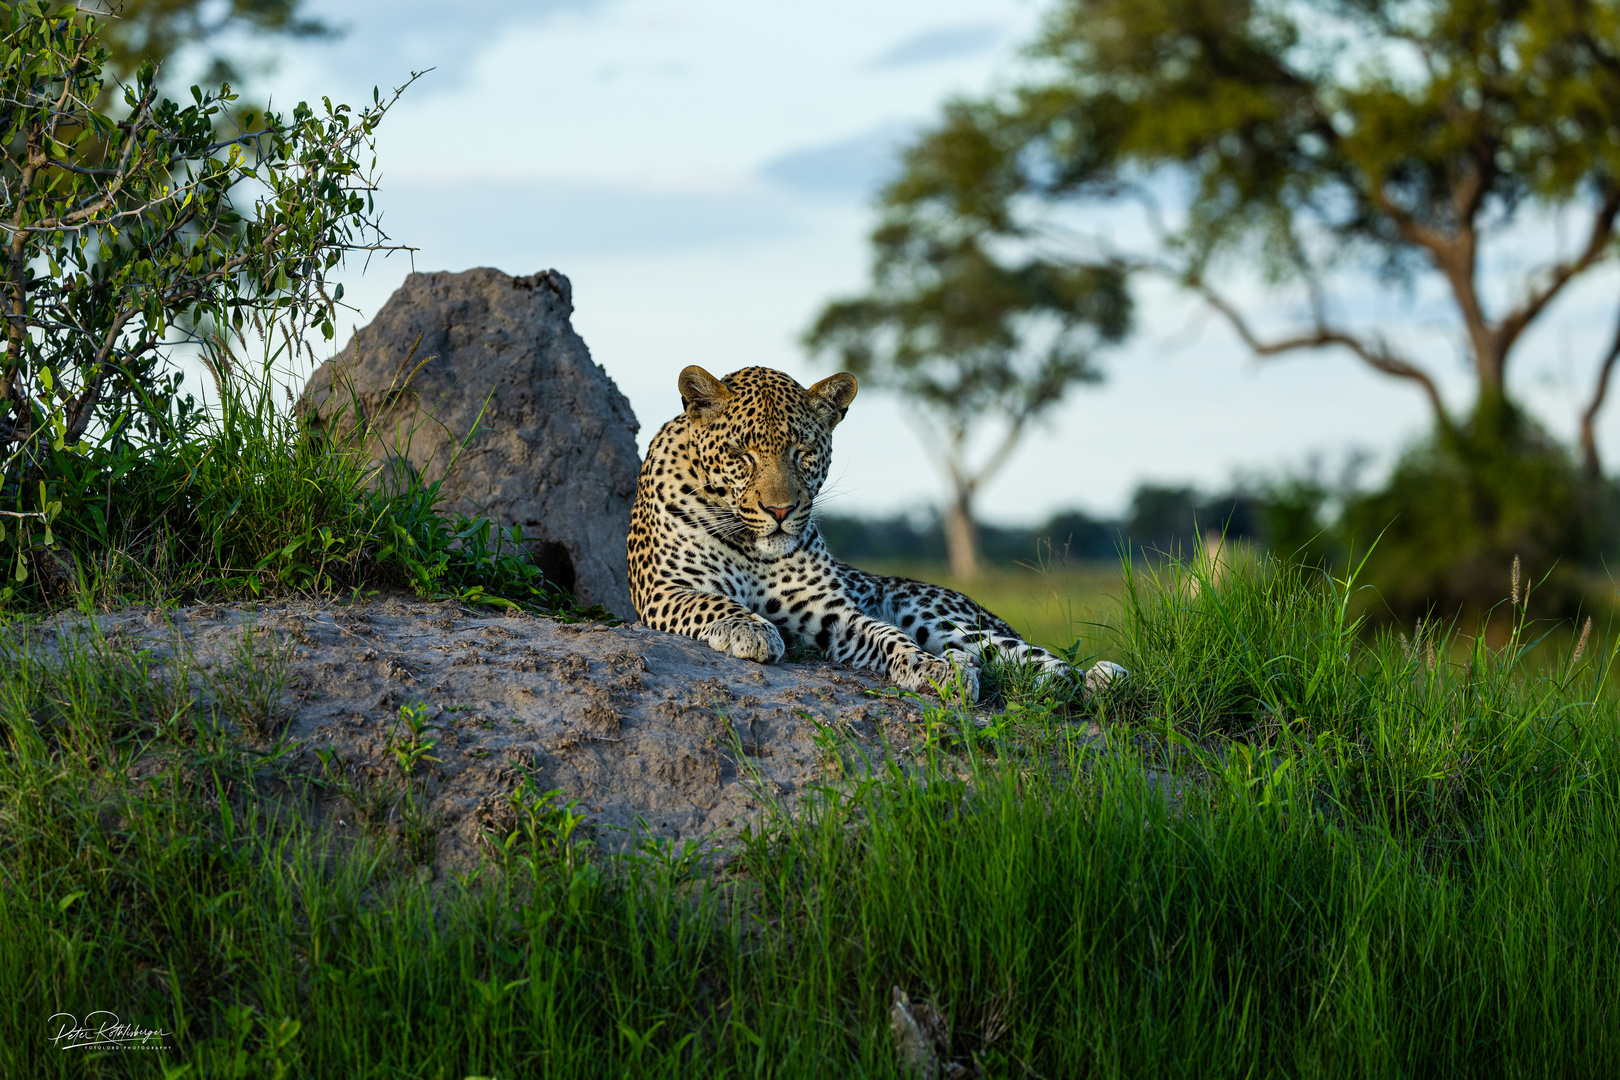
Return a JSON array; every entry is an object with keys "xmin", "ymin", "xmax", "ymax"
[{"xmin": 625, "ymin": 364, "xmax": 1126, "ymax": 704}]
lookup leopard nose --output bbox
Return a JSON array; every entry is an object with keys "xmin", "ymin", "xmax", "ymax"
[{"xmin": 763, "ymin": 503, "xmax": 794, "ymax": 523}]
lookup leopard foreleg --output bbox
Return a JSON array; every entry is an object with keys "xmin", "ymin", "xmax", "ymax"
[{"xmin": 641, "ymin": 587, "xmax": 785, "ymax": 662}]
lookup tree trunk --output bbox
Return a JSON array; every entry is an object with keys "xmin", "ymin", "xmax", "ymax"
[
  {"xmin": 1468, "ymin": 383, "xmax": 1518, "ymax": 451},
  {"xmin": 1581, "ymin": 379, "xmax": 1612, "ymax": 481},
  {"xmin": 1580, "ymin": 307, "xmax": 1620, "ymax": 480},
  {"xmin": 943, "ymin": 490, "xmax": 982, "ymax": 581}
]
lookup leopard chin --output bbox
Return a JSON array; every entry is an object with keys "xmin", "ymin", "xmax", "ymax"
[{"xmin": 753, "ymin": 531, "xmax": 797, "ymax": 557}]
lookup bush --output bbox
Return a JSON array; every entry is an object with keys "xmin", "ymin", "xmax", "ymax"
[
  {"xmin": 79, "ymin": 356, "xmax": 597, "ymax": 612},
  {"xmin": 1341, "ymin": 410, "xmax": 1613, "ymax": 622},
  {"xmin": 21, "ymin": 343, "xmax": 603, "ymax": 614},
  {"xmin": 0, "ymin": 2, "xmax": 399, "ymax": 601}
]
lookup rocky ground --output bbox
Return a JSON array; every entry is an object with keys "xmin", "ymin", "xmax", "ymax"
[{"xmin": 23, "ymin": 594, "xmax": 1053, "ymax": 878}]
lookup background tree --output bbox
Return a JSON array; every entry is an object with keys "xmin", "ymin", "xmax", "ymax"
[
  {"xmin": 805, "ymin": 212, "xmax": 1129, "ymax": 579},
  {"xmin": 1, "ymin": 2, "xmax": 405, "ymax": 590},
  {"xmin": 77, "ymin": 0, "xmax": 330, "ymax": 88},
  {"xmin": 861, "ymin": 0, "xmax": 1620, "ymax": 612}
]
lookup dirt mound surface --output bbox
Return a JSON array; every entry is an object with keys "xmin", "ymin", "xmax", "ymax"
[{"xmin": 35, "ymin": 595, "xmax": 964, "ymax": 875}]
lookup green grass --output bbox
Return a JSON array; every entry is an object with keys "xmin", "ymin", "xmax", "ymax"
[{"xmin": 3, "ymin": 552, "xmax": 1618, "ymax": 1077}]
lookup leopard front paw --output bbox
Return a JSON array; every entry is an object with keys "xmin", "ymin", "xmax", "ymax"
[
  {"xmin": 703, "ymin": 614, "xmax": 785, "ymax": 663},
  {"xmin": 893, "ymin": 648, "xmax": 980, "ymax": 703}
]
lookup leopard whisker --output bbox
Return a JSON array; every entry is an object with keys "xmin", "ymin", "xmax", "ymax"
[
  {"xmin": 809, "ymin": 467, "xmax": 854, "ymax": 512},
  {"xmin": 809, "ymin": 487, "xmax": 852, "ymax": 515},
  {"xmin": 686, "ymin": 503, "xmax": 754, "ymax": 540}
]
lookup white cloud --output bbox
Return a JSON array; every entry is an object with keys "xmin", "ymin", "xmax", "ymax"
[
  {"xmin": 379, "ymin": 177, "xmax": 805, "ymax": 257},
  {"xmin": 758, "ymin": 122, "xmax": 916, "ymax": 199},
  {"xmin": 867, "ymin": 22, "xmax": 1006, "ymax": 69}
]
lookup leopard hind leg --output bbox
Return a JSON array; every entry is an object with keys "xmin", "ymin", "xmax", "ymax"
[
  {"xmin": 857, "ymin": 573, "xmax": 1070, "ymax": 677},
  {"xmin": 845, "ymin": 566, "xmax": 1127, "ymax": 696}
]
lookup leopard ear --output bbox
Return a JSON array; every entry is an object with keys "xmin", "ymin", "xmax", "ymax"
[
  {"xmin": 806, "ymin": 372, "xmax": 858, "ymax": 428},
  {"xmin": 678, "ymin": 366, "xmax": 732, "ymax": 421}
]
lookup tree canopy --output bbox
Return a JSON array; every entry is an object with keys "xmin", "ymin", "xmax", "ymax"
[
  {"xmin": 882, "ymin": 0, "xmax": 1620, "ymax": 464},
  {"xmin": 805, "ymin": 128, "xmax": 1131, "ymax": 577}
]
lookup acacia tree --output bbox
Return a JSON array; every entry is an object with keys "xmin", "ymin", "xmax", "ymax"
[
  {"xmin": 805, "ymin": 209, "xmax": 1129, "ymax": 579},
  {"xmin": 870, "ymin": 0, "xmax": 1620, "ymax": 478},
  {"xmin": 1, "ymin": 2, "xmax": 408, "ymax": 585}
]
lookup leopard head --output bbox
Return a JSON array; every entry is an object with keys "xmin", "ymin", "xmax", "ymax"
[{"xmin": 676, "ymin": 365, "xmax": 857, "ymax": 555}]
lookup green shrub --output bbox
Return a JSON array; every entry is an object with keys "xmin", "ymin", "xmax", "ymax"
[
  {"xmin": 31, "ymin": 352, "xmax": 607, "ymax": 615},
  {"xmin": 1340, "ymin": 408, "xmax": 1612, "ymax": 623}
]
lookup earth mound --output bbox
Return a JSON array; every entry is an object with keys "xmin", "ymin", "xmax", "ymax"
[{"xmin": 38, "ymin": 597, "xmax": 970, "ymax": 877}]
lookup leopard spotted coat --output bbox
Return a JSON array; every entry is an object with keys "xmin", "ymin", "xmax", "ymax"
[{"xmin": 626, "ymin": 365, "xmax": 1123, "ymax": 702}]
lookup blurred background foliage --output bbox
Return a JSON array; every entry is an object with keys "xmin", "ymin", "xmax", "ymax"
[
  {"xmin": 818, "ymin": 441, "xmax": 1616, "ymax": 636},
  {"xmin": 77, "ymin": 0, "xmax": 331, "ymax": 90}
]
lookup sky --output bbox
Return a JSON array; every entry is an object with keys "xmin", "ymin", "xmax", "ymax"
[{"xmin": 208, "ymin": 0, "xmax": 1620, "ymax": 525}]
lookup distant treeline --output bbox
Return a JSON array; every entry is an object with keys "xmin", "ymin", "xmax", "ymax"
[{"xmin": 818, "ymin": 484, "xmax": 1269, "ymax": 566}]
